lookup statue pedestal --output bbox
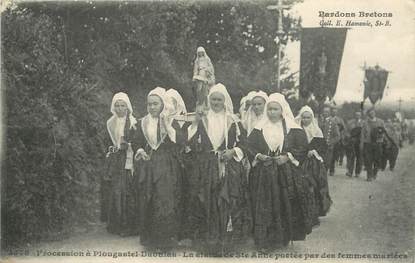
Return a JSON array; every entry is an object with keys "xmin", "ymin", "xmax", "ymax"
[{"xmin": 193, "ymin": 78, "xmax": 210, "ymax": 112}]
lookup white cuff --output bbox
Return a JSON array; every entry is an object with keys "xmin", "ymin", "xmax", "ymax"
[
  {"xmin": 188, "ymin": 124, "xmax": 198, "ymax": 141},
  {"xmin": 233, "ymin": 147, "xmax": 244, "ymax": 162},
  {"xmin": 311, "ymin": 149, "xmax": 324, "ymax": 162},
  {"xmin": 167, "ymin": 127, "xmax": 176, "ymax": 143},
  {"xmin": 287, "ymin": 152, "xmax": 300, "ymax": 166}
]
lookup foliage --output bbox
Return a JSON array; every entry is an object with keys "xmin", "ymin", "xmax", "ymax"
[
  {"xmin": 1, "ymin": 0, "xmax": 302, "ymax": 248},
  {"xmin": 2, "ymin": 8, "xmax": 109, "ymax": 247}
]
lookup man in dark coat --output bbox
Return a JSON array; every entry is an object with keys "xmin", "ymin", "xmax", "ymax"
[
  {"xmin": 345, "ymin": 111, "xmax": 364, "ymax": 177},
  {"xmin": 361, "ymin": 107, "xmax": 385, "ymax": 181},
  {"xmin": 381, "ymin": 119, "xmax": 400, "ymax": 171},
  {"xmin": 318, "ymin": 104, "xmax": 341, "ymax": 176},
  {"xmin": 331, "ymin": 105, "xmax": 346, "ymax": 167}
]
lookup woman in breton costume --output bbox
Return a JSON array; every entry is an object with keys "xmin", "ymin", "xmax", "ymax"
[
  {"xmin": 186, "ymin": 83, "xmax": 251, "ymax": 250},
  {"xmin": 165, "ymin": 88, "xmax": 189, "ymax": 146},
  {"xmin": 242, "ymin": 91, "xmax": 268, "ymax": 136},
  {"xmin": 166, "ymin": 88, "xmax": 187, "ymax": 116},
  {"xmin": 295, "ymin": 106, "xmax": 332, "ymax": 226},
  {"xmin": 134, "ymin": 87, "xmax": 183, "ymax": 247},
  {"xmin": 165, "ymin": 88, "xmax": 192, "ymax": 241},
  {"xmin": 244, "ymin": 93, "xmax": 311, "ymax": 249},
  {"xmin": 240, "ymin": 91, "xmax": 268, "ymax": 222},
  {"xmin": 239, "ymin": 91, "xmax": 256, "ymax": 121},
  {"xmin": 105, "ymin": 92, "xmax": 138, "ymax": 236}
]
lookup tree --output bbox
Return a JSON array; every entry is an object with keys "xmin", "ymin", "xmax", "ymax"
[{"xmin": 1, "ymin": 1, "xmax": 302, "ymax": 248}]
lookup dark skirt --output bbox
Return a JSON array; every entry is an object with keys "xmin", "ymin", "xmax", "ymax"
[
  {"xmin": 251, "ymin": 162, "xmax": 312, "ymax": 249},
  {"xmin": 187, "ymin": 151, "xmax": 251, "ymax": 249},
  {"xmin": 106, "ymin": 151, "xmax": 139, "ymax": 236},
  {"xmin": 250, "ymin": 163, "xmax": 290, "ymax": 249},
  {"xmin": 137, "ymin": 147, "xmax": 182, "ymax": 247},
  {"xmin": 302, "ymin": 156, "xmax": 332, "ymax": 222}
]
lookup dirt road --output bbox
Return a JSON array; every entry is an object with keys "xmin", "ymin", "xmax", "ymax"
[{"xmin": 4, "ymin": 145, "xmax": 415, "ymax": 263}]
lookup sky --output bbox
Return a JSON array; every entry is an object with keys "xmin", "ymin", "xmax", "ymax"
[{"xmin": 284, "ymin": 0, "xmax": 415, "ymax": 104}]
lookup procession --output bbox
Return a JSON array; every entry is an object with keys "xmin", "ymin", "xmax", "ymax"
[
  {"xmin": 2, "ymin": 0, "xmax": 414, "ymax": 261},
  {"xmin": 101, "ymin": 44, "xmax": 410, "ymax": 253}
]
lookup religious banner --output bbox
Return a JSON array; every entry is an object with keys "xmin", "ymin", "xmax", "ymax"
[
  {"xmin": 299, "ymin": 27, "xmax": 348, "ymax": 104},
  {"xmin": 363, "ymin": 65, "xmax": 389, "ymax": 104}
]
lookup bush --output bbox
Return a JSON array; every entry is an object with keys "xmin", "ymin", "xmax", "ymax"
[{"xmin": 1, "ymin": 1, "xmax": 301, "ymax": 248}]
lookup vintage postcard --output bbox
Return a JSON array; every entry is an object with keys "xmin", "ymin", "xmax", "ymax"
[{"xmin": 1, "ymin": 0, "xmax": 414, "ymax": 262}]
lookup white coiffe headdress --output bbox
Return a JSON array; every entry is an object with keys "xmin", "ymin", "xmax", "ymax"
[
  {"xmin": 295, "ymin": 105, "xmax": 323, "ymax": 142},
  {"xmin": 208, "ymin": 83, "xmax": 241, "ymax": 148},
  {"xmin": 166, "ymin": 88, "xmax": 187, "ymax": 115},
  {"xmin": 256, "ymin": 92, "xmax": 300, "ymax": 131},
  {"xmin": 243, "ymin": 91, "xmax": 268, "ymax": 135},
  {"xmin": 109, "ymin": 92, "xmax": 138, "ymax": 128}
]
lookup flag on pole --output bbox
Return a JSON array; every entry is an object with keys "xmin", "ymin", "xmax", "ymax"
[
  {"xmin": 363, "ymin": 65, "xmax": 389, "ymax": 104},
  {"xmin": 299, "ymin": 27, "xmax": 348, "ymax": 104}
]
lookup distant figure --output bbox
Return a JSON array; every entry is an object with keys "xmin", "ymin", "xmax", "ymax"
[
  {"xmin": 361, "ymin": 107, "xmax": 385, "ymax": 182},
  {"xmin": 381, "ymin": 119, "xmax": 399, "ymax": 172},
  {"xmin": 408, "ymin": 122, "xmax": 415, "ymax": 145},
  {"xmin": 193, "ymin": 46, "xmax": 215, "ymax": 112},
  {"xmin": 318, "ymin": 104, "xmax": 341, "ymax": 176},
  {"xmin": 345, "ymin": 111, "xmax": 364, "ymax": 177},
  {"xmin": 401, "ymin": 120, "xmax": 408, "ymax": 144},
  {"xmin": 330, "ymin": 104, "xmax": 346, "ymax": 166},
  {"xmin": 392, "ymin": 119, "xmax": 403, "ymax": 148}
]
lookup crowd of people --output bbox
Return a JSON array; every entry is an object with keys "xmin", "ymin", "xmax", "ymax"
[
  {"xmin": 317, "ymin": 103, "xmax": 404, "ymax": 181},
  {"xmin": 101, "ymin": 83, "xmax": 403, "ymax": 254}
]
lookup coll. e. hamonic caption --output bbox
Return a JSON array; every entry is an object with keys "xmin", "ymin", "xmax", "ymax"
[{"xmin": 318, "ymin": 11, "xmax": 393, "ymax": 27}]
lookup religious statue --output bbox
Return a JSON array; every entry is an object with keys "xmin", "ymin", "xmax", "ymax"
[{"xmin": 193, "ymin": 46, "xmax": 215, "ymax": 112}]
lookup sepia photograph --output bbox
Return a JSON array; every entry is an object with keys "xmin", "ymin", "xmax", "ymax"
[{"xmin": 1, "ymin": 0, "xmax": 414, "ymax": 262}]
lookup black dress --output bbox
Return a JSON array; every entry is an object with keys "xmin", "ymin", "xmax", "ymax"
[
  {"xmin": 134, "ymin": 118, "xmax": 183, "ymax": 247},
  {"xmin": 244, "ymin": 120, "xmax": 311, "ymax": 249},
  {"xmin": 105, "ymin": 118, "xmax": 139, "ymax": 236},
  {"xmin": 301, "ymin": 137, "xmax": 332, "ymax": 226},
  {"xmin": 185, "ymin": 116, "xmax": 252, "ymax": 251}
]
